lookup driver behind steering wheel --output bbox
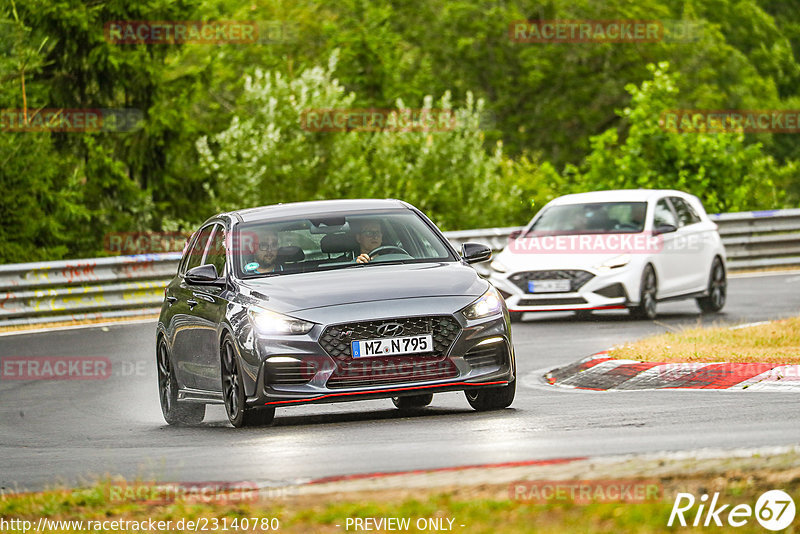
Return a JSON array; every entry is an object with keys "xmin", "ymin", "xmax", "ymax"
[{"xmin": 354, "ymin": 219, "xmax": 384, "ymax": 264}]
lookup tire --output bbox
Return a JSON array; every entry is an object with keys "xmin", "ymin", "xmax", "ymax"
[
  {"xmin": 465, "ymin": 379, "xmax": 516, "ymax": 411},
  {"xmin": 574, "ymin": 309, "xmax": 593, "ymax": 320},
  {"xmin": 509, "ymin": 311, "xmax": 523, "ymax": 323},
  {"xmin": 629, "ymin": 265, "xmax": 657, "ymax": 320},
  {"xmin": 221, "ymin": 336, "xmax": 275, "ymax": 428},
  {"xmin": 392, "ymin": 394, "xmax": 433, "ymax": 410},
  {"xmin": 697, "ymin": 257, "xmax": 726, "ymax": 313},
  {"xmin": 157, "ymin": 337, "xmax": 205, "ymax": 425}
]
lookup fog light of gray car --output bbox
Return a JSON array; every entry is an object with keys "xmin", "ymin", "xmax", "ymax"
[
  {"xmin": 462, "ymin": 285, "xmax": 504, "ymax": 320},
  {"xmin": 248, "ymin": 307, "xmax": 314, "ymax": 335}
]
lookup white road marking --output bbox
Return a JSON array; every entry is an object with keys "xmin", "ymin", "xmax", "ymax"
[
  {"xmin": 0, "ymin": 318, "xmax": 156, "ymax": 337},
  {"xmin": 729, "ymin": 269, "xmax": 800, "ymax": 279},
  {"xmin": 729, "ymin": 321, "xmax": 770, "ymax": 330}
]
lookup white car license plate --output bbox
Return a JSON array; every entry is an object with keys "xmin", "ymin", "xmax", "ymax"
[
  {"xmin": 528, "ymin": 279, "xmax": 571, "ymax": 293},
  {"xmin": 351, "ymin": 334, "xmax": 433, "ymax": 358}
]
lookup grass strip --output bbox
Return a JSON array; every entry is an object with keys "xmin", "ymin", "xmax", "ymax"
[
  {"xmin": 608, "ymin": 316, "xmax": 800, "ymax": 364},
  {"xmin": 2, "ymin": 467, "xmax": 799, "ymax": 533}
]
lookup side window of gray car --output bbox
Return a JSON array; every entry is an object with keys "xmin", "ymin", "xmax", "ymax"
[
  {"xmin": 182, "ymin": 225, "xmax": 215, "ymax": 274},
  {"xmin": 653, "ymin": 198, "xmax": 678, "ymax": 228},
  {"xmin": 205, "ymin": 224, "xmax": 228, "ymax": 277}
]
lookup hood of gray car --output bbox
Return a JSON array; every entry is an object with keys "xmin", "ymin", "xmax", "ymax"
[{"xmin": 238, "ymin": 262, "xmax": 487, "ymax": 313}]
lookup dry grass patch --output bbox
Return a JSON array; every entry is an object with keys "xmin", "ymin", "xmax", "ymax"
[
  {"xmin": 3, "ymin": 461, "xmax": 800, "ymax": 533},
  {"xmin": 609, "ymin": 316, "xmax": 800, "ymax": 364}
]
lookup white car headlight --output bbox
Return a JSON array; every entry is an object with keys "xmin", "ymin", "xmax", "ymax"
[
  {"xmin": 490, "ymin": 260, "xmax": 507, "ymax": 273},
  {"xmin": 462, "ymin": 285, "xmax": 505, "ymax": 320},
  {"xmin": 594, "ymin": 253, "xmax": 632, "ymax": 272},
  {"xmin": 248, "ymin": 307, "xmax": 314, "ymax": 335}
]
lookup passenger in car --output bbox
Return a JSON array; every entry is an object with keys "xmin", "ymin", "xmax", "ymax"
[
  {"xmin": 630, "ymin": 203, "xmax": 646, "ymax": 230},
  {"xmin": 255, "ymin": 230, "xmax": 283, "ymax": 273},
  {"xmin": 354, "ymin": 220, "xmax": 383, "ymax": 264}
]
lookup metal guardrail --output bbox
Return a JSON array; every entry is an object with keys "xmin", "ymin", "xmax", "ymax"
[
  {"xmin": 1, "ymin": 209, "xmax": 798, "ymax": 326},
  {"xmin": 0, "ymin": 253, "xmax": 181, "ymax": 326},
  {"xmin": 710, "ymin": 208, "xmax": 800, "ymax": 269}
]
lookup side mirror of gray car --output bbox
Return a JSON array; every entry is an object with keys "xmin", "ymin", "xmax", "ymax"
[
  {"xmin": 461, "ymin": 242, "xmax": 492, "ymax": 264},
  {"xmin": 185, "ymin": 264, "xmax": 223, "ymax": 285}
]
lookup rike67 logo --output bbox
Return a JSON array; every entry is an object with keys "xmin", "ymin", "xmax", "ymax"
[{"xmin": 668, "ymin": 490, "xmax": 796, "ymax": 530}]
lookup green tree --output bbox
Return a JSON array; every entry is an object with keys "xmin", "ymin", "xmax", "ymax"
[
  {"xmin": 565, "ymin": 62, "xmax": 796, "ymax": 213},
  {"xmin": 196, "ymin": 52, "xmax": 543, "ymax": 230},
  {"xmin": 0, "ymin": 4, "xmax": 89, "ymax": 263}
]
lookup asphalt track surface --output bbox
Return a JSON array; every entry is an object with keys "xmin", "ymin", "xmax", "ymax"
[{"xmin": 1, "ymin": 272, "xmax": 799, "ymax": 491}]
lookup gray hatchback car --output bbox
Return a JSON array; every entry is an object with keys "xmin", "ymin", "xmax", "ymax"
[{"xmin": 157, "ymin": 199, "xmax": 516, "ymax": 427}]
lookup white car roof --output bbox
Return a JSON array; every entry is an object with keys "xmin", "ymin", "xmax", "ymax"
[{"xmin": 546, "ymin": 189, "xmax": 697, "ymax": 206}]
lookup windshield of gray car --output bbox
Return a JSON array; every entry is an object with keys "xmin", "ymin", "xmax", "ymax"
[
  {"xmin": 233, "ymin": 210, "xmax": 457, "ymax": 278},
  {"xmin": 525, "ymin": 202, "xmax": 647, "ymax": 235}
]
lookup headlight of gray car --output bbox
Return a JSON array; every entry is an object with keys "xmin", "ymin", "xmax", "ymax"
[
  {"xmin": 461, "ymin": 285, "xmax": 504, "ymax": 320},
  {"xmin": 248, "ymin": 307, "xmax": 315, "ymax": 335}
]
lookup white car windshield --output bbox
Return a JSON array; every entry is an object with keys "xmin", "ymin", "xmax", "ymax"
[{"xmin": 527, "ymin": 202, "xmax": 647, "ymax": 235}]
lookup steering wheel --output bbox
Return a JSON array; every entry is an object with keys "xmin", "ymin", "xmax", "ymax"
[{"xmin": 368, "ymin": 245, "xmax": 410, "ymax": 258}]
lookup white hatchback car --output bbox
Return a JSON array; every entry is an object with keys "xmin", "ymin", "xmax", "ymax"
[{"xmin": 488, "ymin": 190, "xmax": 727, "ymax": 320}]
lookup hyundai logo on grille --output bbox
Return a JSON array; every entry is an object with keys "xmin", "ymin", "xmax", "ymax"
[{"xmin": 377, "ymin": 322, "xmax": 404, "ymax": 337}]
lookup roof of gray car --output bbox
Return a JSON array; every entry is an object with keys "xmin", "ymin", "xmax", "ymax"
[{"xmin": 228, "ymin": 199, "xmax": 411, "ymax": 223}]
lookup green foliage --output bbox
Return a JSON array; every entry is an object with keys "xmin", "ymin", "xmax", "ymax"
[
  {"xmin": 0, "ymin": 7, "xmax": 89, "ymax": 263},
  {"xmin": 196, "ymin": 53, "xmax": 541, "ymax": 230},
  {"xmin": 0, "ymin": 133, "xmax": 90, "ymax": 262},
  {"xmin": 564, "ymin": 62, "xmax": 795, "ymax": 213},
  {"xmin": 2, "ymin": 0, "xmax": 800, "ymax": 263}
]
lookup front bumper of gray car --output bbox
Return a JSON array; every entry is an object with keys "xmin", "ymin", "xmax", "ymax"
[{"xmin": 243, "ymin": 309, "xmax": 514, "ymax": 408}]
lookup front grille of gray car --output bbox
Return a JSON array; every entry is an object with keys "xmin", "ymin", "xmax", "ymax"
[
  {"xmin": 319, "ymin": 315, "xmax": 461, "ymax": 360},
  {"xmin": 320, "ymin": 315, "xmax": 462, "ymax": 389},
  {"xmin": 325, "ymin": 357, "xmax": 460, "ymax": 388},
  {"xmin": 509, "ymin": 270, "xmax": 594, "ymax": 293}
]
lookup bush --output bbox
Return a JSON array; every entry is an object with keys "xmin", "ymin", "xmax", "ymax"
[
  {"xmin": 563, "ymin": 62, "xmax": 796, "ymax": 214},
  {"xmin": 196, "ymin": 51, "xmax": 548, "ymax": 230}
]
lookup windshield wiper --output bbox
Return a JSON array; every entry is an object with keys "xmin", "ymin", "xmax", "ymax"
[
  {"xmin": 314, "ymin": 259, "xmax": 412, "ymax": 272},
  {"xmin": 359, "ymin": 259, "xmax": 410, "ymax": 267},
  {"xmin": 242, "ymin": 271, "xmax": 282, "ymax": 278}
]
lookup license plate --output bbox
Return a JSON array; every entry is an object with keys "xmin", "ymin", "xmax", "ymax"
[
  {"xmin": 528, "ymin": 279, "xmax": 571, "ymax": 293},
  {"xmin": 351, "ymin": 334, "xmax": 433, "ymax": 358}
]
